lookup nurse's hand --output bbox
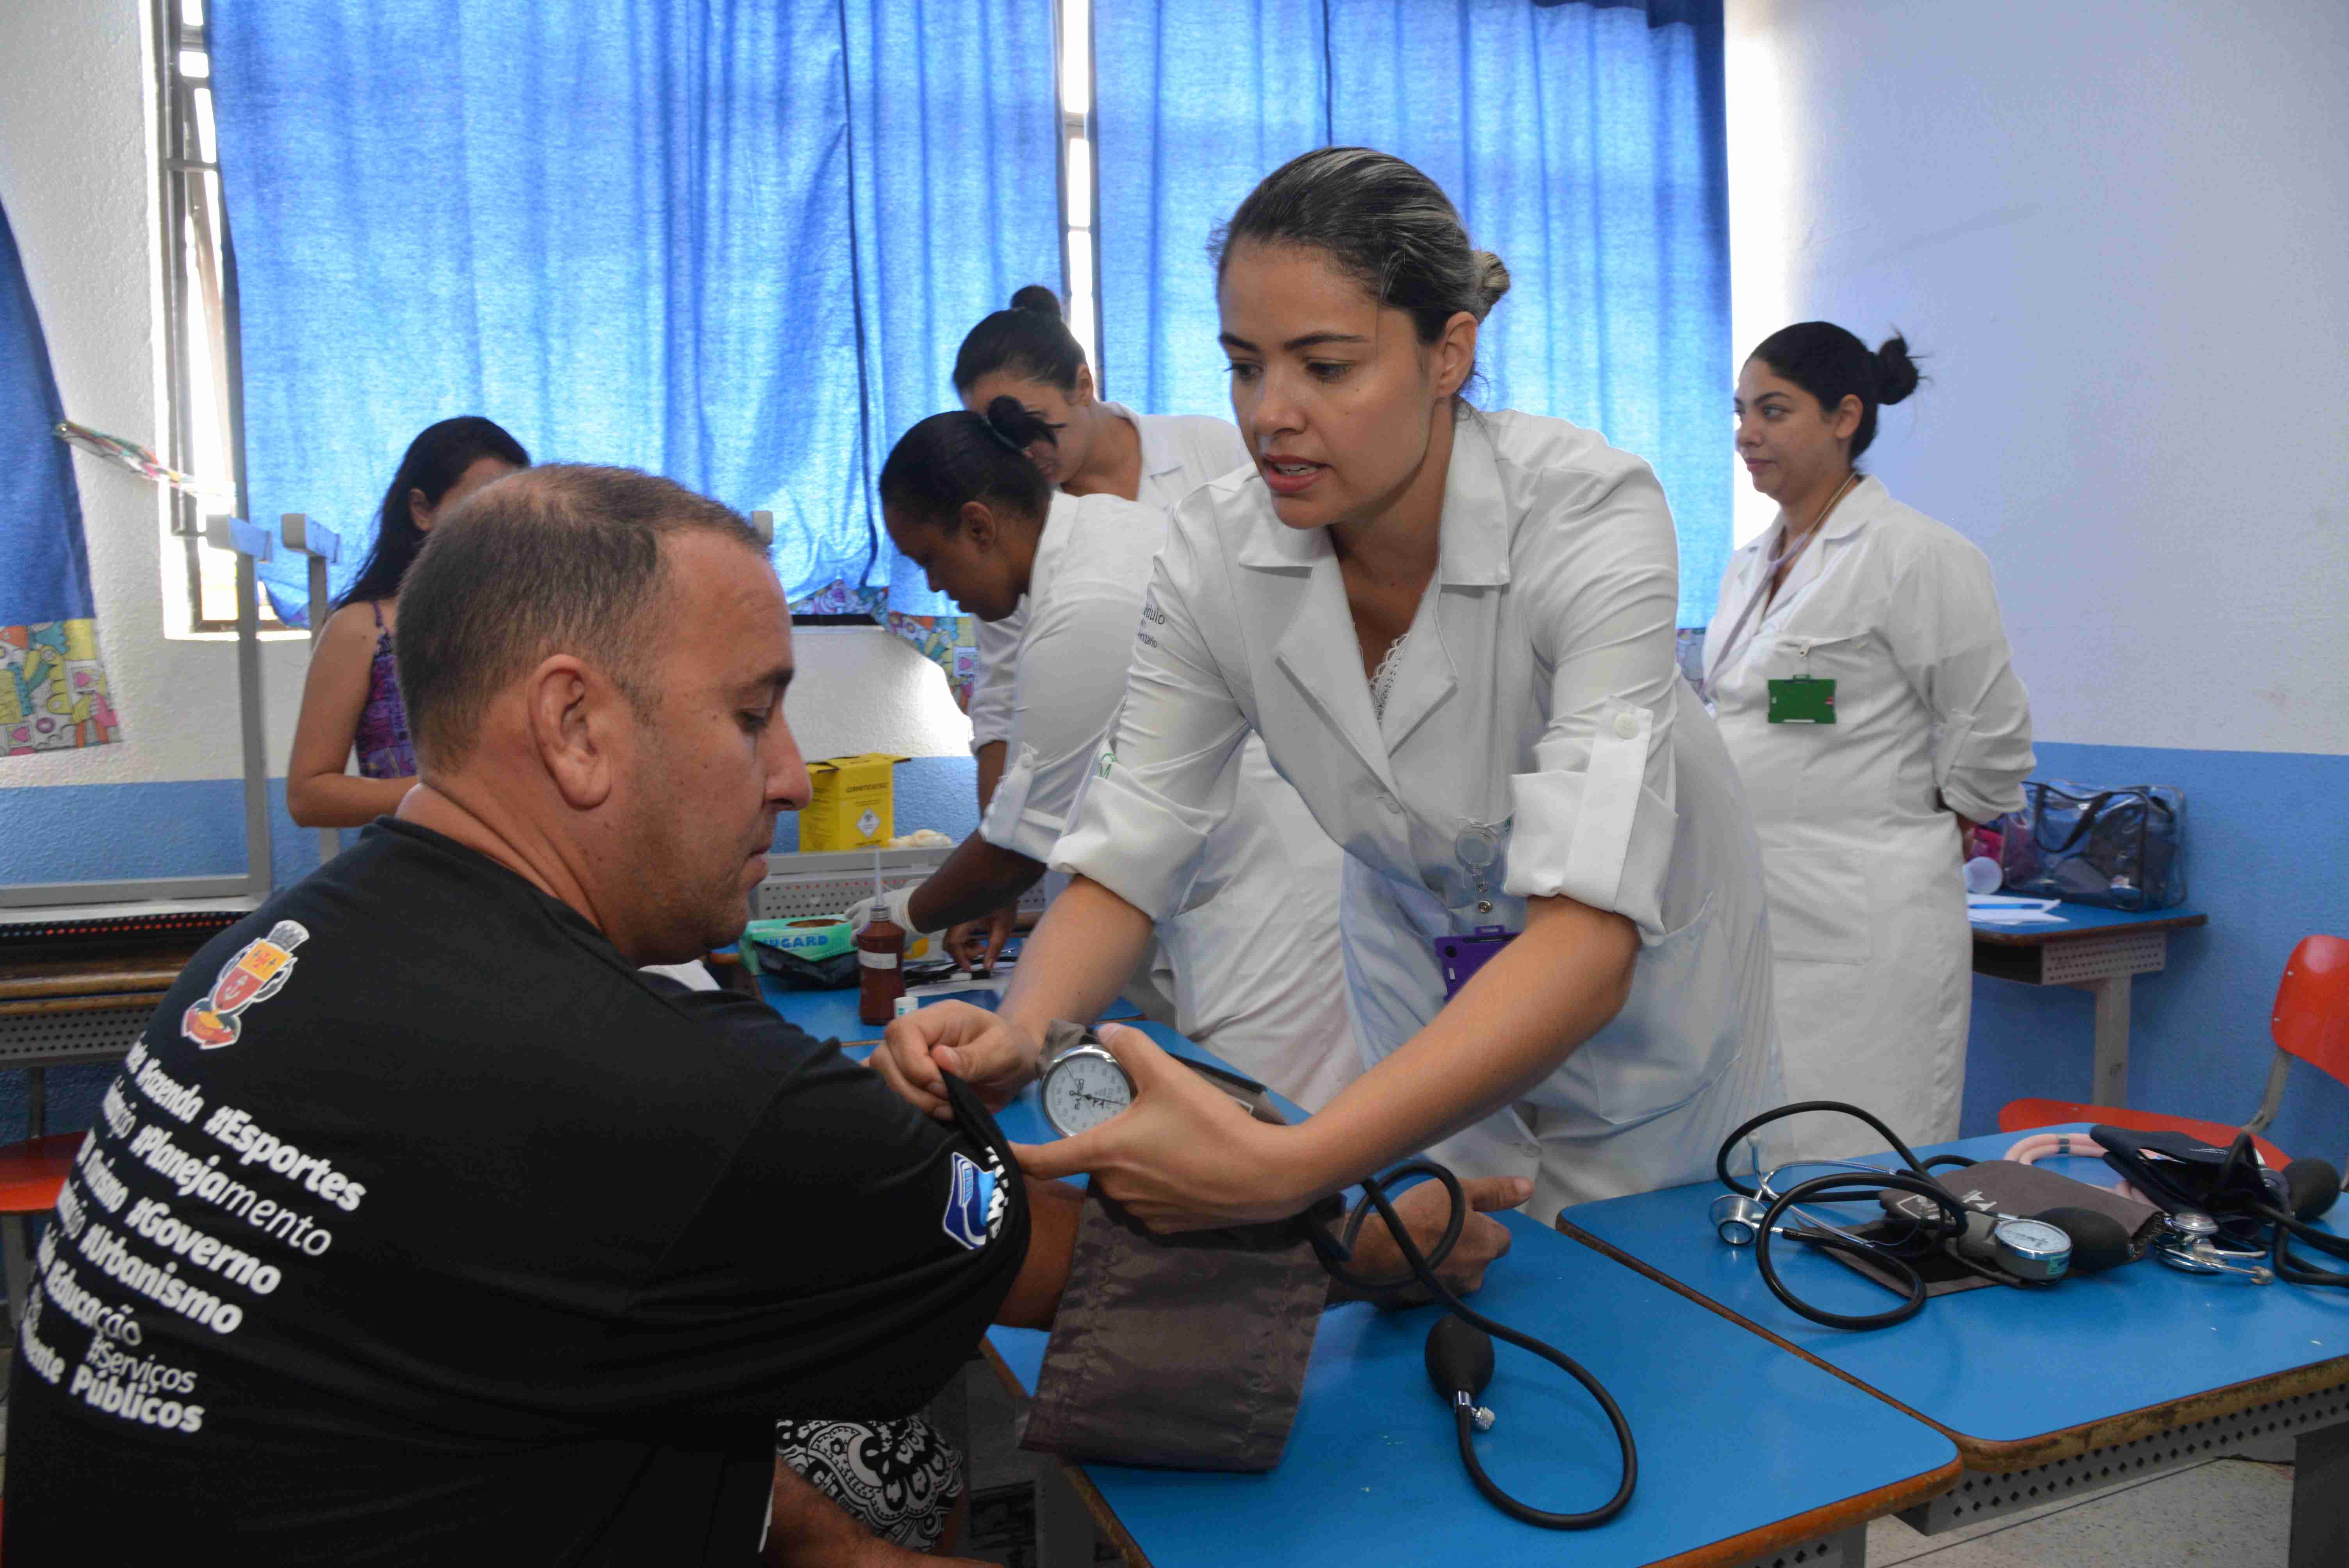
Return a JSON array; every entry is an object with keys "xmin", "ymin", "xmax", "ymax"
[
  {"xmin": 869, "ymin": 1000, "xmax": 1041, "ymax": 1121},
  {"xmin": 1012, "ymin": 1026, "xmax": 1323, "ymax": 1231}
]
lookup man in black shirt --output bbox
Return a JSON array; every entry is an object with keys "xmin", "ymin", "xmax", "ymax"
[
  {"xmin": 1, "ymin": 468, "xmax": 1078, "ymax": 1564},
  {"xmin": 1, "ymin": 467, "xmax": 1511, "ymax": 1564}
]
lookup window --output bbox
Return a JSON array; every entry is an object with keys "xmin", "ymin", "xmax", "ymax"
[
  {"xmin": 1055, "ymin": 0, "xmax": 1101, "ymax": 385},
  {"xmin": 154, "ymin": 0, "xmax": 286, "ymax": 636}
]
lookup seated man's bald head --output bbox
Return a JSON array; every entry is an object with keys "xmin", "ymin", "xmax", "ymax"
[
  {"xmin": 392, "ymin": 465, "xmax": 806, "ymax": 963},
  {"xmin": 397, "ymin": 465, "xmax": 764, "ymax": 770}
]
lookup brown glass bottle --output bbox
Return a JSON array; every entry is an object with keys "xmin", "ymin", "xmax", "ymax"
[{"xmin": 857, "ymin": 916, "xmax": 907, "ymax": 1025}]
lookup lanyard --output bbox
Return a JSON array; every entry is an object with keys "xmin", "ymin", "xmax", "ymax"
[{"xmin": 1698, "ymin": 472, "xmax": 1859, "ymax": 704}]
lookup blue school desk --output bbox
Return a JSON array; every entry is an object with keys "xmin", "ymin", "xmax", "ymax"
[
  {"xmin": 964, "ymin": 1027, "xmax": 1961, "ymax": 1568},
  {"xmin": 1557, "ymin": 1124, "xmax": 2349, "ymax": 1565},
  {"xmin": 1969, "ymin": 903, "xmax": 2208, "ymax": 1107}
]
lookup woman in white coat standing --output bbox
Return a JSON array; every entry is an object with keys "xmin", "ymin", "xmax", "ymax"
[
  {"xmin": 1706, "ymin": 323, "xmax": 2034, "ymax": 1158},
  {"xmin": 875, "ymin": 148, "xmax": 1782, "ymax": 1227}
]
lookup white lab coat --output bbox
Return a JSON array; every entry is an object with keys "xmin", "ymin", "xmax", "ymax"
[
  {"xmin": 1055, "ymin": 410, "xmax": 1784, "ymax": 1210},
  {"xmin": 1705, "ymin": 476, "xmax": 2033, "ymax": 1160},
  {"xmin": 978, "ymin": 466, "xmax": 1362, "ymax": 1112},
  {"xmin": 967, "ymin": 405, "xmax": 1243, "ymax": 751}
]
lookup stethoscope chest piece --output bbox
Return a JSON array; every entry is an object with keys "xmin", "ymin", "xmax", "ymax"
[{"xmin": 1711, "ymin": 1192, "xmax": 1768, "ymax": 1247}]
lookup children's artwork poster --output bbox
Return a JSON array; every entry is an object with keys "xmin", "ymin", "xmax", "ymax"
[
  {"xmin": 2, "ymin": 619, "xmax": 120, "ymax": 754},
  {"xmin": 787, "ymin": 579, "xmax": 978, "ymax": 714}
]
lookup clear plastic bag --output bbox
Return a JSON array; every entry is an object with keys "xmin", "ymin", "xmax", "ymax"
[{"xmin": 2000, "ymin": 780, "xmax": 2187, "ymax": 911}]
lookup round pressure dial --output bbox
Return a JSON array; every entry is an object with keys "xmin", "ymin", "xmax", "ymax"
[{"xmin": 1040, "ymin": 1042, "xmax": 1137, "ymax": 1137}]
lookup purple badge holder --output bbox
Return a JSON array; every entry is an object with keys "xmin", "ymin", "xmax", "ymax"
[{"xmin": 1437, "ymin": 926, "xmax": 1516, "ymax": 1000}]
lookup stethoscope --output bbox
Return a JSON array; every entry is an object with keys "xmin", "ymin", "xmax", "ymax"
[{"xmin": 1712, "ymin": 1102, "xmax": 2069, "ymax": 1329}]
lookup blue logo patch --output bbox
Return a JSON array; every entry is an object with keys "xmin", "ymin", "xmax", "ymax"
[{"xmin": 941, "ymin": 1152, "xmax": 996, "ymax": 1251}]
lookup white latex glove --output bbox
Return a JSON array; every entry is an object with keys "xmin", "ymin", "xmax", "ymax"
[{"xmin": 843, "ymin": 884, "xmax": 930, "ymax": 937}]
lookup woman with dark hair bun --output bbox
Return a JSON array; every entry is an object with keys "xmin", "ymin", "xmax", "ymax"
[
  {"xmin": 286, "ymin": 416, "xmax": 528, "ymax": 828},
  {"xmin": 1705, "ymin": 323, "xmax": 2034, "ymax": 1158},
  {"xmin": 941, "ymin": 287, "xmax": 1360, "ymax": 1114},
  {"xmin": 877, "ymin": 148, "xmax": 1784, "ymax": 1225}
]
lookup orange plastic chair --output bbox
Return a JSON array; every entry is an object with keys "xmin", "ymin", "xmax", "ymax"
[
  {"xmin": 0, "ymin": 1131, "xmax": 88, "ymax": 1330},
  {"xmin": 2000, "ymin": 934, "xmax": 2349, "ymax": 1168}
]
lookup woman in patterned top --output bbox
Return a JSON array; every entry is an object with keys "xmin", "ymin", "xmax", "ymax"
[{"xmin": 287, "ymin": 417, "xmax": 529, "ymax": 828}]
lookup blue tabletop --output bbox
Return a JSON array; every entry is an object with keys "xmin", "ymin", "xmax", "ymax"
[
  {"xmin": 1969, "ymin": 902, "xmax": 2206, "ymax": 940},
  {"xmin": 990, "ymin": 1212, "xmax": 1956, "ymax": 1566},
  {"xmin": 758, "ymin": 976, "xmax": 1140, "ymax": 1043},
  {"xmin": 983, "ymin": 1033, "xmax": 1960, "ymax": 1566},
  {"xmin": 1557, "ymin": 1124, "xmax": 2349, "ymax": 1452}
]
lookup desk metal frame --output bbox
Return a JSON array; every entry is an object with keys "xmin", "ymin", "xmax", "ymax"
[{"xmin": 1971, "ymin": 911, "xmax": 2208, "ymax": 1107}]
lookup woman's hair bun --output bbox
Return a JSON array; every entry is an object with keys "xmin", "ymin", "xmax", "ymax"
[
  {"xmin": 1875, "ymin": 334, "xmax": 1922, "ymax": 406},
  {"xmin": 1472, "ymin": 250, "xmax": 1511, "ymax": 317},
  {"xmin": 1009, "ymin": 285, "xmax": 1064, "ymax": 320},
  {"xmin": 982, "ymin": 394, "xmax": 1055, "ymax": 453}
]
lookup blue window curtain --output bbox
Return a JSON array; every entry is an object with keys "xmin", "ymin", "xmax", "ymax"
[
  {"xmin": 840, "ymin": 1, "xmax": 1064, "ymax": 613},
  {"xmin": 1094, "ymin": 0, "xmax": 1732, "ymax": 624},
  {"xmin": 210, "ymin": 0, "xmax": 1058, "ymax": 621}
]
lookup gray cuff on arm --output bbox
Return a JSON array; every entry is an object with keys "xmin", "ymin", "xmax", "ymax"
[{"xmin": 1017, "ymin": 1186, "xmax": 1326, "ymax": 1473}]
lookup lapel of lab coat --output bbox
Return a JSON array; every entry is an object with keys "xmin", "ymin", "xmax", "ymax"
[
  {"xmin": 1773, "ymin": 476, "xmax": 1883, "ymax": 615},
  {"xmin": 1105, "ymin": 404, "xmax": 1191, "ymax": 511},
  {"xmin": 1235, "ymin": 416, "xmax": 1513, "ymax": 804},
  {"xmin": 1709, "ymin": 476, "xmax": 1887, "ymax": 681},
  {"xmin": 1376, "ymin": 415, "xmax": 1511, "ymax": 754},
  {"xmin": 1236, "ymin": 498, "xmax": 1401, "ymax": 800}
]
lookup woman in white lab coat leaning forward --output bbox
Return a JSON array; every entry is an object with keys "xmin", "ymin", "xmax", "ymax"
[
  {"xmin": 1706, "ymin": 324, "xmax": 2034, "ymax": 1159},
  {"xmin": 875, "ymin": 148, "xmax": 1784, "ymax": 1228}
]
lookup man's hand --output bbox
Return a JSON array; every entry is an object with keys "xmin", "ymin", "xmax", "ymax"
[
  {"xmin": 1327, "ymin": 1175, "xmax": 1528, "ymax": 1308},
  {"xmin": 944, "ymin": 904, "xmax": 1019, "ymax": 975},
  {"xmin": 868, "ymin": 1000, "xmax": 1041, "ymax": 1120}
]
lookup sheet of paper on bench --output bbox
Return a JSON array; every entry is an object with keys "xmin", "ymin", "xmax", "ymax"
[{"xmin": 1969, "ymin": 895, "xmax": 2066, "ymax": 926}]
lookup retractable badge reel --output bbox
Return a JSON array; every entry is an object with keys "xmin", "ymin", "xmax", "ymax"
[{"xmin": 1436, "ymin": 823, "xmax": 1513, "ymax": 1001}]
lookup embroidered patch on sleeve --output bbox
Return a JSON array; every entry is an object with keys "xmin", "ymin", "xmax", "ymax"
[{"xmin": 940, "ymin": 1150, "xmax": 1004, "ymax": 1252}]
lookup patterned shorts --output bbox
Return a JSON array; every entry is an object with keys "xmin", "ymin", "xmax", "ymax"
[{"xmin": 776, "ymin": 1415, "xmax": 962, "ymax": 1551}]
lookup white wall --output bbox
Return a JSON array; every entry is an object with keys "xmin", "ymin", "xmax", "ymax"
[
  {"xmin": 1725, "ymin": 0, "xmax": 2349, "ymax": 757},
  {"xmin": 0, "ymin": 0, "xmax": 966, "ymax": 809}
]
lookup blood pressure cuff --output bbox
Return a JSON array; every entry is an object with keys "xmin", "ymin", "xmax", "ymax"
[
  {"xmin": 2094, "ymin": 1125, "xmax": 2273, "ymax": 1228},
  {"xmin": 1833, "ymin": 1160, "xmax": 2164, "ymax": 1297},
  {"xmin": 1017, "ymin": 1185, "xmax": 1328, "ymax": 1472}
]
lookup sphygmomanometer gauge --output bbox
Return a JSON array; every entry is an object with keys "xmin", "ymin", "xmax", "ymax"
[{"xmin": 1040, "ymin": 1041, "xmax": 1137, "ymax": 1137}]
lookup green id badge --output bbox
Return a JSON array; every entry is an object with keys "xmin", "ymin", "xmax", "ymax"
[{"xmin": 1768, "ymin": 675, "xmax": 1837, "ymax": 724}]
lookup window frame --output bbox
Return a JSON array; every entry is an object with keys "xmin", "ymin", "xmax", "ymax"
[
  {"xmin": 154, "ymin": 0, "xmax": 286, "ymax": 636},
  {"xmin": 1053, "ymin": 0, "xmax": 1103, "ymax": 391}
]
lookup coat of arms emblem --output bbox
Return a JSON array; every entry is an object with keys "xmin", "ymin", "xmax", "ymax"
[{"xmin": 182, "ymin": 920, "xmax": 310, "ymax": 1048}]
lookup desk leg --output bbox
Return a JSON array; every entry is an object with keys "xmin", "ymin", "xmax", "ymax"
[
  {"xmin": 2083, "ymin": 975, "xmax": 2131, "ymax": 1108},
  {"xmin": 1036, "ymin": 1460, "xmax": 1098, "ymax": 1568},
  {"xmin": 2292, "ymin": 1420, "xmax": 2349, "ymax": 1568}
]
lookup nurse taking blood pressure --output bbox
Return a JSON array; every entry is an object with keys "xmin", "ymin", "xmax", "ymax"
[{"xmin": 875, "ymin": 148, "xmax": 1784, "ymax": 1227}]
